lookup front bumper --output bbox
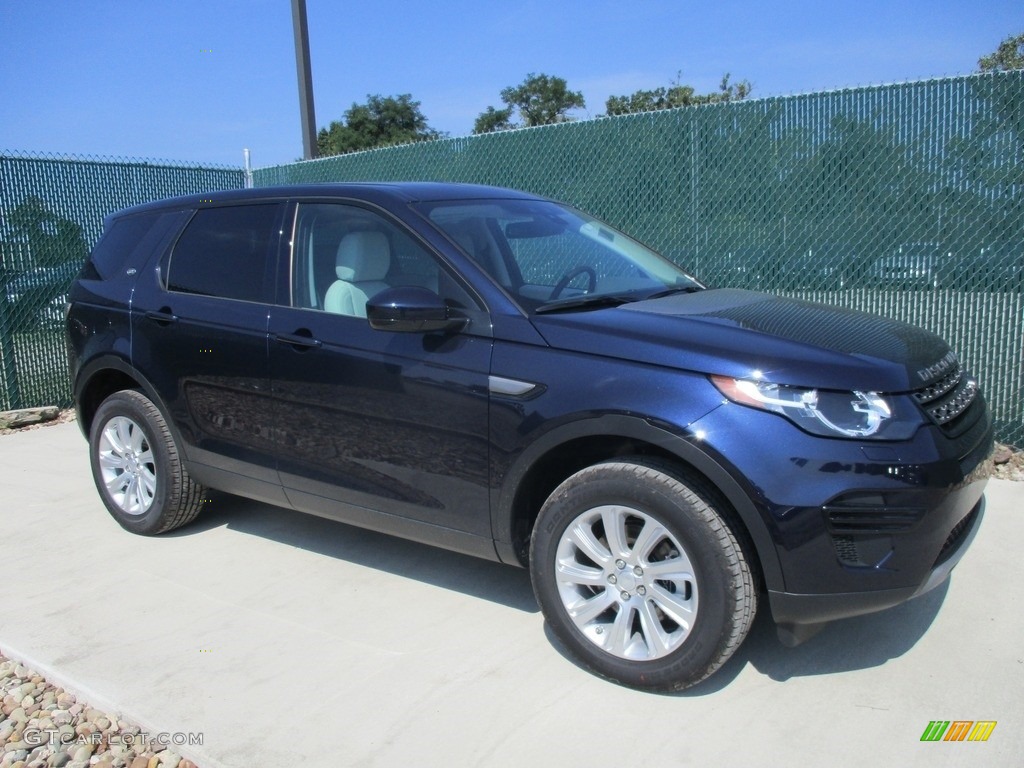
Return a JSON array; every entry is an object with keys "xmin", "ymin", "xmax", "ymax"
[
  {"xmin": 769, "ymin": 494, "xmax": 985, "ymax": 645},
  {"xmin": 687, "ymin": 391, "xmax": 993, "ymax": 643}
]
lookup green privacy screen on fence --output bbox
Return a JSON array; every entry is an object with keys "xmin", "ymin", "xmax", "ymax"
[
  {"xmin": 0, "ymin": 152, "xmax": 244, "ymax": 411},
  {"xmin": 1, "ymin": 71, "xmax": 1021, "ymax": 444},
  {"xmin": 255, "ymin": 72, "xmax": 1024, "ymax": 445}
]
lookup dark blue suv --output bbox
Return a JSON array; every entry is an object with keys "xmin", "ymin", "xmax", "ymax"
[{"xmin": 66, "ymin": 183, "xmax": 993, "ymax": 691}]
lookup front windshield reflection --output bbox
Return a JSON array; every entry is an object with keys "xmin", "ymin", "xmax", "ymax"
[{"xmin": 415, "ymin": 198, "xmax": 701, "ymax": 313}]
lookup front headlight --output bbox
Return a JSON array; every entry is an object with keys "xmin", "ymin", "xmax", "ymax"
[{"xmin": 710, "ymin": 376, "xmax": 920, "ymax": 440}]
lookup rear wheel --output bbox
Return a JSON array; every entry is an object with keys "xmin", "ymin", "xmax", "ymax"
[
  {"xmin": 530, "ymin": 458, "xmax": 756, "ymax": 691},
  {"xmin": 89, "ymin": 390, "xmax": 206, "ymax": 535}
]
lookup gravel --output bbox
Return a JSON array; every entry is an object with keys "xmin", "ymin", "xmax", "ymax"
[
  {"xmin": 992, "ymin": 442, "xmax": 1024, "ymax": 481},
  {"xmin": 0, "ymin": 409, "xmax": 76, "ymax": 436},
  {"xmin": 0, "ymin": 654, "xmax": 200, "ymax": 768}
]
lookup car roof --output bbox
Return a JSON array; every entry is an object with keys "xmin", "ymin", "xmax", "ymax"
[{"xmin": 108, "ymin": 182, "xmax": 545, "ymax": 220}]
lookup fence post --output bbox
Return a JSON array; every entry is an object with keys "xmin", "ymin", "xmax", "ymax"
[{"xmin": 244, "ymin": 148, "xmax": 253, "ymax": 189}]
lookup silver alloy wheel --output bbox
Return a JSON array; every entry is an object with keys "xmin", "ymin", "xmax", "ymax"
[
  {"xmin": 97, "ymin": 416, "xmax": 157, "ymax": 516},
  {"xmin": 555, "ymin": 504, "xmax": 698, "ymax": 660}
]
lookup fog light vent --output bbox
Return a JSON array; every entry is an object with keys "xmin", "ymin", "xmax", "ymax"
[
  {"xmin": 832, "ymin": 535, "xmax": 860, "ymax": 565},
  {"xmin": 824, "ymin": 506, "xmax": 924, "ymax": 534}
]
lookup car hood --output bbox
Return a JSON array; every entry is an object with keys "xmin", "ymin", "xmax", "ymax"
[{"xmin": 529, "ymin": 288, "xmax": 953, "ymax": 392}]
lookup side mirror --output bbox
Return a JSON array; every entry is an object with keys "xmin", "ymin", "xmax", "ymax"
[{"xmin": 366, "ymin": 286, "xmax": 468, "ymax": 334}]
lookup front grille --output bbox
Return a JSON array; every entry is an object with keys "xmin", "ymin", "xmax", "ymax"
[
  {"xmin": 912, "ymin": 363, "xmax": 979, "ymax": 430},
  {"xmin": 912, "ymin": 368, "xmax": 962, "ymax": 404},
  {"xmin": 924, "ymin": 380, "xmax": 979, "ymax": 425}
]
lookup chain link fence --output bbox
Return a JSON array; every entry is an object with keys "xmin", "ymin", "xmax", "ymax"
[
  {"xmin": 1, "ymin": 72, "xmax": 1021, "ymax": 444},
  {"xmin": 0, "ymin": 151, "xmax": 244, "ymax": 411},
  {"xmin": 256, "ymin": 72, "xmax": 1024, "ymax": 445}
]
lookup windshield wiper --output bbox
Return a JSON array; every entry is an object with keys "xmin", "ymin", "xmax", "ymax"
[
  {"xmin": 534, "ymin": 293, "xmax": 640, "ymax": 314},
  {"xmin": 641, "ymin": 285, "xmax": 704, "ymax": 300}
]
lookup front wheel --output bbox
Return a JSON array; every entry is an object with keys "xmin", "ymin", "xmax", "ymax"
[
  {"xmin": 89, "ymin": 390, "xmax": 206, "ymax": 535},
  {"xmin": 530, "ymin": 459, "xmax": 757, "ymax": 691}
]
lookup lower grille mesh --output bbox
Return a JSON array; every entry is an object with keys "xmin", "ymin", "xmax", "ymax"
[{"xmin": 935, "ymin": 505, "xmax": 980, "ymax": 566}]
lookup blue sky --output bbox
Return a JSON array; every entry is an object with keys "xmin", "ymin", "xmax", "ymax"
[{"xmin": 1, "ymin": 1, "xmax": 1021, "ymax": 169}]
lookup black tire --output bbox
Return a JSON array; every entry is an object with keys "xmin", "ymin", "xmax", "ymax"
[
  {"xmin": 530, "ymin": 458, "xmax": 757, "ymax": 691},
  {"xmin": 89, "ymin": 390, "xmax": 206, "ymax": 535}
]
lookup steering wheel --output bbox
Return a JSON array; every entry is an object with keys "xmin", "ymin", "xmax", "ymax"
[{"xmin": 549, "ymin": 266, "xmax": 597, "ymax": 300}]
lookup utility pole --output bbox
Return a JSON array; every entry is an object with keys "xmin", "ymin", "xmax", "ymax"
[{"xmin": 291, "ymin": 0, "xmax": 318, "ymax": 160}]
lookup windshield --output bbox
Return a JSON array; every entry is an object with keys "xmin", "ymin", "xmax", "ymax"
[{"xmin": 414, "ymin": 198, "xmax": 701, "ymax": 313}]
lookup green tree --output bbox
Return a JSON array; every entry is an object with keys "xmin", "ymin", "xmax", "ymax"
[
  {"xmin": 473, "ymin": 106, "xmax": 515, "ymax": 135},
  {"xmin": 316, "ymin": 94, "xmax": 442, "ymax": 156},
  {"xmin": 473, "ymin": 73, "xmax": 585, "ymax": 133},
  {"xmin": 605, "ymin": 72, "xmax": 752, "ymax": 116},
  {"xmin": 978, "ymin": 32, "xmax": 1024, "ymax": 71}
]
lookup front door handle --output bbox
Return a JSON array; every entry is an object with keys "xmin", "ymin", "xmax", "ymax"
[
  {"xmin": 145, "ymin": 309, "xmax": 178, "ymax": 325},
  {"xmin": 273, "ymin": 331, "xmax": 322, "ymax": 350}
]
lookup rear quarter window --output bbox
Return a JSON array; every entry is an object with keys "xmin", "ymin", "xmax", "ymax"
[
  {"xmin": 167, "ymin": 204, "xmax": 282, "ymax": 302},
  {"xmin": 86, "ymin": 210, "xmax": 183, "ymax": 280}
]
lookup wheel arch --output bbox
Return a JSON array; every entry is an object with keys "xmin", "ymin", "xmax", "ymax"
[
  {"xmin": 492, "ymin": 414, "xmax": 784, "ymax": 592},
  {"xmin": 74, "ymin": 355, "xmax": 170, "ymax": 440}
]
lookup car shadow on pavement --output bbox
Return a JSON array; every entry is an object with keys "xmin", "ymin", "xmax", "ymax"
[
  {"xmin": 167, "ymin": 491, "xmax": 539, "ymax": 613},
  {"xmin": 741, "ymin": 580, "xmax": 948, "ymax": 680},
  {"xmin": 173, "ymin": 492, "xmax": 948, "ymax": 689},
  {"xmin": 687, "ymin": 579, "xmax": 948, "ymax": 695},
  {"xmin": 543, "ymin": 580, "xmax": 948, "ymax": 696}
]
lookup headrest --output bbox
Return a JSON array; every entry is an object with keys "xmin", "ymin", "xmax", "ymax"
[{"xmin": 336, "ymin": 231, "xmax": 390, "ymax": 281}]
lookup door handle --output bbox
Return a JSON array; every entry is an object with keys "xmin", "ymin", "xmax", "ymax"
[
  {"xmin": 144, "ymin": 309, "xmax": 178, "ymax": 325},
  {"xmin": 273, "ymin": 331, "xmax": 322, "ymax": 349}
]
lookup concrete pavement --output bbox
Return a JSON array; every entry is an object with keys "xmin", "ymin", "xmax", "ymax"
[{"xmin": 1, "ymin": 421, "xmax": 1021, "ymax": 767}]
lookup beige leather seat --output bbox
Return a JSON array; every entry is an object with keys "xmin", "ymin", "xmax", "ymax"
[{"xmin": 324, "ymin": 232, "xmax": 391, "ymax": 317}]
